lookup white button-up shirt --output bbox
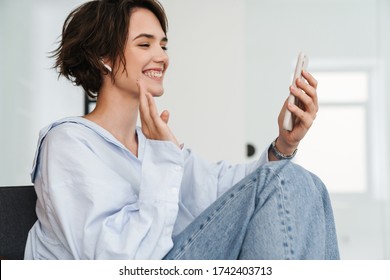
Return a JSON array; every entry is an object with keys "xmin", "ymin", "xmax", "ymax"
[{"xmin": 24, "ymin": 117, "xmax": 268, "ymax": 259}]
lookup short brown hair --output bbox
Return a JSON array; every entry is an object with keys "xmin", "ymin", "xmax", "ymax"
[{"xmin": 52, "ymin": 0, "xmax": 168, "ymax": 97}]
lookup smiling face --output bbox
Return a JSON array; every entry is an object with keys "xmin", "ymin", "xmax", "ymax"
[{"xmin": 111, "ymin": 8, "xmax": 169, "ymax": 98}]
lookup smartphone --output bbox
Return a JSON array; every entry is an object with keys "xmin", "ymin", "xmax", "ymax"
[{"xmin": 282, "ymin": 52, "xmax": 309, "ymax": 131}]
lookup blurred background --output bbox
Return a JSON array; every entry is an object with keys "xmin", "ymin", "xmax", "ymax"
[{"xmin": 0, "ymin": 0, "xmax": 389, "ymax": 259}]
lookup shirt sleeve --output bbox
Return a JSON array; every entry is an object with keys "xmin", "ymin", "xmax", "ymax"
[
  {"xmin": 215, "ymin": 145, "xmax": 270, "ymax": 196},
  {"xmin": 35, "ymin": 124, "xmax": 184, "ymax": 260}
]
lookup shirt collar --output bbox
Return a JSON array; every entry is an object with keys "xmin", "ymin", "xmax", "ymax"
[{"xmin": 31, "ymin": 116, "xmax": 144, "ymax": 182}]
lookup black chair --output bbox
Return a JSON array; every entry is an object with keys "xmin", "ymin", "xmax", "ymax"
[{"xmin": 0, "ymin": 186, "xmax": 37, "ymax": 260}]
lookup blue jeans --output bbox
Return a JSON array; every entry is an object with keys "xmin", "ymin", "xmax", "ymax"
[{"xmin": 163, "ymin": 160, "xmax": 339, "ymax": 260}]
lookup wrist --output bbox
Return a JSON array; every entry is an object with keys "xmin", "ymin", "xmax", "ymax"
[
  {"xmin": 275, "ymin": 137, "xmax": 298, "ymax": 156},
  {"xmin": 269, "ymin": 137, "xmax": 298, "ymax": 160}
]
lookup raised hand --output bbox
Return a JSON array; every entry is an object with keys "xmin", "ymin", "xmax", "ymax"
[
  {"xmin": 276, "ymin": 70, "xmax": 319, "ymax": 156},
  {"xmin": 137, "ymin": 78, "xmax": 180, "ymax": 148}
]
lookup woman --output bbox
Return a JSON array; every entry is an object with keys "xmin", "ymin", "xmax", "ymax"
[{"xmin": 24, "ymin": 0, "xmax": 339, "ymax": 259}]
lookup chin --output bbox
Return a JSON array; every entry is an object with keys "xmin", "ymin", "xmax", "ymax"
[{"xmin": 149, "ymin": 87, "xmax": 165, "ymax": 97}]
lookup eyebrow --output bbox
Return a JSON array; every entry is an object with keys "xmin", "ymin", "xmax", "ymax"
[{"xmin": 132, "ymin": 33, "xmax": 168, "ymax": 43}]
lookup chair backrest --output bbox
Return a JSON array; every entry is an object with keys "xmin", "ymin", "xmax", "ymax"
[{"xmin": 0, "ymin": 186, "xmax": 37, "ymax": 260}]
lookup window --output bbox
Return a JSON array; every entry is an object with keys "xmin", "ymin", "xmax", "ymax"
[{"xmin": 295, "ymin": 62, "xmax": 387, "ymax": 196}]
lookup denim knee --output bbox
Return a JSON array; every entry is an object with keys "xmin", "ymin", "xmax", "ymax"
[
  {"xmin": 254, "ymin": 160, "xmax": 327, "ymax": 191},
  {"xmin": 250, "ymin": 160, "xmax": 331, "ymax": 211}
]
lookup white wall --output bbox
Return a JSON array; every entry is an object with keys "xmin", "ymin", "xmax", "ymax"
[{"xmin": 0, "ymin": 0, "xmax": 85, "ymax": 186}]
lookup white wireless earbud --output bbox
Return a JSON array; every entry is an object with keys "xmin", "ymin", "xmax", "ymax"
[
  {"xmin": 103, "ymin": 63, "xmax": 112, "ymax": 73},
  {"xmin": 100, "ymin": 59, "xmax": 112, "ymax": 73}
]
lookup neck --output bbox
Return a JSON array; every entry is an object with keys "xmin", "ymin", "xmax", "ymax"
[{"xmin": 84, "ymin": 86, "xmax": 140, "ymax": 156}]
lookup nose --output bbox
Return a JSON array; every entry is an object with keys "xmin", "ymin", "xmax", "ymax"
[{"xmin": 153, "ymin": 46, "xmax": 169, "ymax": 67}]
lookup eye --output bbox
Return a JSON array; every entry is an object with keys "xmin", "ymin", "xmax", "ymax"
[
  {"xmin": 138, "ymin": 43, "xmax": 150, "ymax": 48},
  {"xmin": 161, "ymin": 45, "xmax": 168, "ymax": 51}
]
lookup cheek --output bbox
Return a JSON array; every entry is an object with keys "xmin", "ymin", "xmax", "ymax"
[
  {"xmin": 126, "ymin": 59, "xmax": 143, "ymax": 76},
  {"xmin": 112, "ymin": 66, "xmax": 140, "ymax": 95},
  {"xmin": 124, "ymin": 60, "xmax": 144, "ymax": 86}
]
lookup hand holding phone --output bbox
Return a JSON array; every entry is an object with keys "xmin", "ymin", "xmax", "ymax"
[{"xmin": 282, "ymin": 52, "xmax": 309, "ymax": 131}]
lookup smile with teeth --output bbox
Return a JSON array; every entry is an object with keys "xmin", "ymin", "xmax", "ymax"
[{"xmin": 143, "ymin": 70, "xmax": 163, "ymax": 78}]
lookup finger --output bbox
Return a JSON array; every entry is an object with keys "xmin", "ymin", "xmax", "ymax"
[
  {"xmin": 137, "ymin": 79, "xmax": 153, "ymax": 129},
  {"xmin": 288, "ymin": 86, "xmax": 318, "ymax": 119},
  {"xmin": 294, "ymin": 79, "xmax": 319, "ymax": 113},
  {"xmin": 145, "ymin": 92, "xmax": 161, "ymax": 123},
  {"xmin": 296, "ymin": 77, "xmax": 317, "ymax": 101},
  {"xmin": 290, "ymin": 84, "xmax": 315, "ymax": 112},
  {"xmin": 288, "ymin": 102, "xmax": 315, "ymax": 128},
  {"xmin": 146, "ymin": 92, "xmax": 170, "ymax": 136},
  {"xmin": 160, "ymin": 110, "xmax": 170, "ymax": 124},
  {"xmin": 302, "ymin": 70, "xmax": 318, "ymax": 89},
  {"xmin": 301, "ymin": 72, "xmax": 319, "ymax": 113},
  {"xmin": 138, "ymin": 78, "xmax": 148, "ymax": 109}
]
